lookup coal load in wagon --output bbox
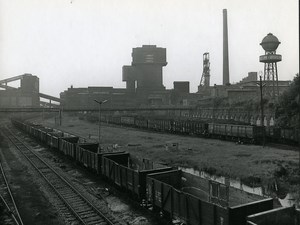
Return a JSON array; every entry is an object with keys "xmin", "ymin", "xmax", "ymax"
[{"xmin": 36, "ymin": 127, "xmax": 53, "ymax": 143}]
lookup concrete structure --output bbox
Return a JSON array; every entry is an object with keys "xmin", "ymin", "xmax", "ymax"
[
  {"xmin": 60, "ymin": 86, "xmax": 137, "ymax": 109},
  {"xmin": 0, "ymin": 89, "xmax": 39, "ymax": 107},
  {"xmin": 62, "ymin": 45, "xmax": 199, "ymax": 109},
  {"xmin": 239, "ymin": 72, "xmax": 258, "ymax": 84},
  {"xmin": 20, "ymin": 75, "xmax": 39, "ymax": 93},
  {"xmin": 174, "ymin": 81, "xmax": 190, "ymax": 94},
  {"xmin": 122, "ymin": 66, "xmax": 136, "ymax": 92},
  {"xmin": 122, "ymin": 45, "xmax": 167, "ymax": 93},
  {"xmin": 0, "ymin": 74, "xmax": 62, "ymax": 108},
  {"xmin": 61, "ymin": 39, "xmax": 291, "ymax": 123},
  {"xmin": 223, "ymin": 9, "xmax": 230, "ymax": 85},
  {"xmin": 60, "ymin": 11, "xmax": 291, "ymax": 114},
  {"xmin": 259, "ymin": 33, "xmax": 282, "ymax": 99},
  {"xmin": 0, "ymin": 74, "xmax": 40, "ymax": 107}
]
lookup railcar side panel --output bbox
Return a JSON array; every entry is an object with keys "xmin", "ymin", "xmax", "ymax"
[
  {"xmin": 59, "ymin": 137, "xmax": 79, "ymax": 158},
  {"xmin": 102, "ymin": 153, "xmax": 172, "ymax": 199}
]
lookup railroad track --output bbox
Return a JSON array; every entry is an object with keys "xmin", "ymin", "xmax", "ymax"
[
  {"xmin": 3, "ymin": 127, "xmax": 121, "ymax": 225},
  {"xmin": 0, "ymin": 157, "xmax": 24, "ymax": 225}
]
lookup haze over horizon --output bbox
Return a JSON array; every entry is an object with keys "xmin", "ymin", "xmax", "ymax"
[{"xmin": 0, "ymin": 0, "xmax": 298, "ymax": 97}]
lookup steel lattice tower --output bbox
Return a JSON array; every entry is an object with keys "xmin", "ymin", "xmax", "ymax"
[
  {"xmin": 259, "ymin": 33, "xmax": 282, "ymax": 99},
  {"xmin": 199, "ymin": 52, "xmax": 210, "ymax": 88}
]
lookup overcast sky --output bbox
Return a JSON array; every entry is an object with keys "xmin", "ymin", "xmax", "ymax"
[{"xmin": 0, "ymin": 0, "xmax": 298, "ymax": 97}]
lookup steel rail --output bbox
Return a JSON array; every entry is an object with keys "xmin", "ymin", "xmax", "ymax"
[
  {"xmin": 0, "ymin": 160, "xmax": 24, "ymax": 225},
  {"xmin": 0, "ymin": 194, "xmax": 20, "ymax": 225},
  {"xmin": 4, "ymin": 127, "xmax": 118, "ymax": 225}
]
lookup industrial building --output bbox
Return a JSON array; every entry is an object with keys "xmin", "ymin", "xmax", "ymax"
[
  {"xmin": 1, "ymin": 10, "xmax": 290, "ymax": 113},
  {"xmin": 60, "ymin": 45, "xmax": 196, "ymax": 109},
  {"xmin": 60, "ymin": 34, "xmax": 291, "ymax": 110},
  {"xmin": 0, "ymin": 73, "xmax": 61, "ymax": 108},
  {"xmin": 0, "ymin": 74, "xmax": 40, "ymax": 107},
  {"xmin": 123, "ymin": 45, "xmax": 167, "ymax": 93}
]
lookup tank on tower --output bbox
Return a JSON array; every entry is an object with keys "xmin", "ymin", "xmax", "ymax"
[
  {"xmin": 259, "ymin": 33, "xmax": 282, "ymax": 99},
  {"xmin": 260, "ymin": 33, "xmax": 281, "ymax": 52}
]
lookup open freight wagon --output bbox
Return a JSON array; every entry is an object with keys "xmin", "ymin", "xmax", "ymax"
[
  {"xmin": 208, "ymin": 123, "xmax": 264, "ymax": 143},
  {"xmin": 75, "ymin": 143, "xmax": 124, "ymax": 174},
  {"xmin": 59, "ymin": 136, "xmax": 80, "ymax": 158},
  {"xmin": 146, "ymin": 170, "xmax": 273, "ymax": 225},
  {"xmin": 76, "ymin": 143, "xmax": 100, "ymax": 173},
  {"xmin": 101, "ymin": 152, "xmax": 172, "ymax": 199},
  {"xmin": 46, "ymin": 131, "xmax": 64, "ymax": 149}
]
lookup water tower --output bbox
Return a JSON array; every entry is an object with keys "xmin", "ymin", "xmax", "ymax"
[{"xmin": 259, "ymin": 33, "xmax": 282, "ymax": 99}]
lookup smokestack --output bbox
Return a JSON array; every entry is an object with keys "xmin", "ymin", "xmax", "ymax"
[{"xmin": 223, "ymin": 9, "xmax": 230, "ymax": 85}]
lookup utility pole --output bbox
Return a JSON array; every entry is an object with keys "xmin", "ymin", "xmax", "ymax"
[
  {"xmin": 257, "ymin": 75, "xmax": 266, "ymax": 147},
  {"xmin": 298, "ymin": 94, "xmax": 300, "ymax": 175},
  {"xmin": 59, "ymin": 108, "xmax": 62, "ymax": 126}
]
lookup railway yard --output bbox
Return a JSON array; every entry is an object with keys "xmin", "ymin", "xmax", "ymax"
[
  {"xmin": 1, "ymin": 114, "xmax": 300, "ymax": 225},
  {"xmin": 46, "ymin": 115, "xmax": 299, "ymax": 191},
  {"xmin": 0, "ymin": 117, "xmax": 163, "ymax": 225},
  {"xmin": 1, "ymin": 1, "xmax": 299, "ymax": 224}
]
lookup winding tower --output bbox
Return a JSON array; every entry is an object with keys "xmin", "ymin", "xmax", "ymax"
[{"xmin": 198, "ymin": 52, "xmax": 210, "ymax": 90}]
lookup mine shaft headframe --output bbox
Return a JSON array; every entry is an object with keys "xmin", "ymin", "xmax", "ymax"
[{"xmin": 200, "ymin": 52, "xmax": 210, "ymax": 87}]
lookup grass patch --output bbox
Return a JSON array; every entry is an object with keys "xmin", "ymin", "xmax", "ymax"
[
  {"xmin": 202, "ymin": 166, "xmax": 217, "ymax": 175},
  {"xmin": 153, "ymin": 144, "xmax": 165, "ymax": 148},
  {"xmin": 241, "ymin": 176, "xmax": 262, "ymax": 187},
  {"xmin": 234, "ymin": 153, "xmax": 252, "ymax": 157},
  {"xmin": 274, "ymin": 166, "xmax": 288, "ymax": 177}
]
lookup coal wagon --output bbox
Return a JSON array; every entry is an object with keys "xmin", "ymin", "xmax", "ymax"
[
  {"xmin": 46, "ymin": 131, "xmax": 64, "ymax": 149},
  {"xmin": 75, "ymin": 143, "xmax": 124, "ymax": 174},
  {"xmin": 59, "ymin": 136, "xmax": 80, "ymax": 158},
  {"xmin": 120, "ymin": 116, "xmax": 135, "ymax": 126},
  {"xmin": 134, "ymin": 117, "xmax": 148, "ymax": 129},
  {"xmin": 147, "ymin": 118, "xmax": 172, "ymax": 132},
  {"xmin": 280, "ymin": 127, "xmax": 300, "ymax": 145},
  {"xmin": 102, "ymin": 152, "xmax": 172, "ymax": 200},
  {"xmin": 75, "ymin": 143, "xmax": 99, "ymax": 173},
  {"xmin": 208, "ymin": 123, "xmax": 264, "ymax": 143},
  {"xmin": 146, "ymin": 170, "xmax": 273, "ymax": 225}
]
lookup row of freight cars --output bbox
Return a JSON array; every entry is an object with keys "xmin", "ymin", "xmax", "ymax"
[
  {"xmin": 86, "ymin": 114, "xmax": 299, "ymax": 145},
  {"xmin": 11, "ymin": 119, "xmax": 298, "ymax": 225}
]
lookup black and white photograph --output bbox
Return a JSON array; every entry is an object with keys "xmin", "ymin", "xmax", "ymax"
[{"xmin": 0, "ymin": 0, "xmax": 299, "ymax": 224}]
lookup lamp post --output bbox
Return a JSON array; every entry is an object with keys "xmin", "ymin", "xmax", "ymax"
[
  {"xmin": 297, "ymin": 94, "xmax": 300, "ymax": 175},
  {"xmin": 94, "ymin": 99, "xmax": 108, "ymax": 149}
]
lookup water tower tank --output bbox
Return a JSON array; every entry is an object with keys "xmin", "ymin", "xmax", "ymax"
[{"xmin": 260, "ymin": 33, "xmax": 281, "ymax": 52}]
